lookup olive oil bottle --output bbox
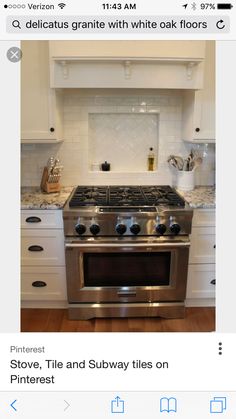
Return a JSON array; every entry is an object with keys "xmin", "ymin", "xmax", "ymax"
[{"xmin": 148, "ymin": 147, "xmax": 155, "ymax": 171}]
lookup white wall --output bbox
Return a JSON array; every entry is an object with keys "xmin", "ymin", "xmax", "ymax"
[{"xmin": 21, "ymin": 89, "xmax": 215, "ymax": 187}]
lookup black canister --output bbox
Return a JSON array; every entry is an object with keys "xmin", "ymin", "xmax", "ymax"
[{"xmin": 101, "ymin": 161, "xmax": 110, "ymax": 171}]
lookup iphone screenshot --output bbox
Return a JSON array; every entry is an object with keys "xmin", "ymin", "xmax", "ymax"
[{"xmin": 0, "ymin": 0, "xmax": 235, "ymax": 417}]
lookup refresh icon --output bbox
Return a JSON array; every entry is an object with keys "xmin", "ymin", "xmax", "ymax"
[{"xmin": 216, "ymin": 19, "xmax": 226, "ymax": 29}]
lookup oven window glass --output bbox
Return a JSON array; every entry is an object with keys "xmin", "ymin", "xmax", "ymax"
[{"xmin": 83, "ymin": 252, "xmax": 171, "ymax": 287}]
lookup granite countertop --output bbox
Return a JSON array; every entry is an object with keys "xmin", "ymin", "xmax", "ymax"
[
  {"xmin": 177, "ymin": 186, "xmax": 215, "ymax": 209},
  {"xmin": 21, "ymin": 186, "xmax": 74, "ymax": 210},
  {"xmin": 21, "ymin": 185, "xmax": 215, "ymax": 210}
]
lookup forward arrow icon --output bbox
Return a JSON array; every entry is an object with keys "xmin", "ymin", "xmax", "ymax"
[{"xmin": 64, "ymin": 400, "xmax": 70, "ymax": 411}]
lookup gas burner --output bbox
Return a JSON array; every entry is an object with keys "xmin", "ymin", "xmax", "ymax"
[
  {"xmin": 142, "ymin": 186, "xmax": 185, "ymax": 207},
  {"xmin": 69, "ymin": 185, "xmax": 185, "ymax": 208},
  {"xmin": 69, "ymin": 186, "xmax": 108, "ymax": 207},
  {"xmin": 109, "ymin": 186, "xmax": 146, "ymax": 206}
]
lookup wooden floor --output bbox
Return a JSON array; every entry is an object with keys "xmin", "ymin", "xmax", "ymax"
[{"xmin": 21, "ymin": 307, "xmax": 215, "ymax": 332}]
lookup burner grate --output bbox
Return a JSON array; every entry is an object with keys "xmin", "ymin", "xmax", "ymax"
[
  {"xmin": 109, "ymin": 186, "xmax": 146, "ymax": 206},
  {"xmin": 69, "ymin": 185, "xmax": 185, "ymax": 207},
  {"xmin": 142, "ymin": 186, "xmax": 185, "ymax": 207},
  {"xmin": 69, "ymin": 186, "xmax": 108, "ymax": 207}
]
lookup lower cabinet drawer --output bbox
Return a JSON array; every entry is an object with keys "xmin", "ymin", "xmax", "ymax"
[
  {"xmin": 21, "ymin": 210, "xmax": 63, "ymax": 229},
  {"xmin": 189, "ymin": 227, "xmax": 215, "ymax": 264},
  {"xmin": 21, "ymin": 229, "xmax": 65, "ymax": 266},
  {"xmin": 21, "ymin": 266, "xmax": 67, "ymax": 301},
  {"xmin": 186, "ymin": 264, "xmax": 216, "ymax": 299},
  {"xmin": 192, "ymin": 209, "xmax": 215, "ymax": 227}
]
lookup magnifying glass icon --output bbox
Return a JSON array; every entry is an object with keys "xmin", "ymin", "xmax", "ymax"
[{"xmin": 12, "ymin": 20, "xmax": 21, "ymax": 29}]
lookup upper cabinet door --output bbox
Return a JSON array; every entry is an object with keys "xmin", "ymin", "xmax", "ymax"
[
  {"xmin": 182, "ymin": 41, "xmax": 215, "ymax": 143},
  {"xmin": 21, "ymin": 41, "xmax": 63, "ymax": 143}
]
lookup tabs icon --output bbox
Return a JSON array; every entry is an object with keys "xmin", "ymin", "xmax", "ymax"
[{"xmin": 210, "ymin": 396, "xmax": 227, "ymax": 413}]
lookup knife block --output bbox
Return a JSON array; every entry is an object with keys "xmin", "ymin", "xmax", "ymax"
[{"xmin": 40, "ymin": 167, "xmax": 61, "ymax": 193}]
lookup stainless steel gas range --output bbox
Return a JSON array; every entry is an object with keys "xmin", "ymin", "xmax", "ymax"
[{"xmin": 63, "ymin": 185, "xmax": 193, "ymax": 320}]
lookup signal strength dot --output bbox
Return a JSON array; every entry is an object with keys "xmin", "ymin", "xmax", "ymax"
[{"xmin": 58, "ymin": 3, "xmax": 66, "ymax": 9}]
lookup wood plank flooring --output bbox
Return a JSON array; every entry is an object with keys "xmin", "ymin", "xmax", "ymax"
[{"xmin": 21, "ymin": 307, "xmax": 215, "ymax": 332}]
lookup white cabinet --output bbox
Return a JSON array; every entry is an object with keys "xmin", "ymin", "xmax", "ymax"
[
  {"xmin": 21, "ymin": 229, "xmax": 65, "ymax": 267},
  {"xmin": 49, "ymin": 40, "xmax": 206, "ymax": 60},
  {"xmin": 186, "ymin": 209, "xmax": 216, "ymax": 306},
  {"xmin": 21, "ymin": 41, "xmax": 63, "ymax": 143},
  {"xmin": 187, "ymin": 265, "xmax": 215, "ymax": 300},
  {"xmin": 21, "ymin": 267, "xmax": 66, "ymax": 302},
  {"xmin": 21, "ymin": 210, "xmax": 63, "ymax": 229},
  {"xmin": 182, "ymin": 41, "xmax": 215, "ymax": 143},
  {"xmin": 189, "ymin": 227, "xmax": 215, "ymax": 264},
  {"xmin": 49, "ymin": 40, "xmax": 205, "ymax": 89},
  {"xmin": 21, "ymin": 210, "xmax": 67, "ymax": 307}
]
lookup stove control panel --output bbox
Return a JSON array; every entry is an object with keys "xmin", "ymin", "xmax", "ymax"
[{"xmin": 71, "ymin": 212, "xmax": 191, "ymax": 237}]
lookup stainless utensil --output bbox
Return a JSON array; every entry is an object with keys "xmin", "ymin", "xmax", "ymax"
[
  {"xmin": 172, "ymin": 155, "xmax": 184, "ymax": 170},
  {"xmin": 167, "ymin": 156, "xmax": 178, "ymax": 170},
  {"xmin": 47, "ymin": 157, "xmax": 54, "ymax": 171},
  {"xmin": 192, "ymin": 157, "xmax": 203, "ymax": 171},
  {"xmin": 46, "ymin": 157, "xmax": 63, "ymax": 183},
  {"xmin": 183, "ymin": 159, "xmax": 189, "ymax": 171}
]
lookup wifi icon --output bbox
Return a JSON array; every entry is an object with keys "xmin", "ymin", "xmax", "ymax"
[{"xmin": 58, "ymin": 3, "xmax": 66, "ymax": 9}]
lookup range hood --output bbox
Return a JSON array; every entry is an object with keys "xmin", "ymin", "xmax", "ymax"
[{"xmin": 49, "ymin": 41, "xmax": 205, "ymax": 90}]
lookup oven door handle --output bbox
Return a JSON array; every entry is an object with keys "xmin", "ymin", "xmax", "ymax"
[
  {"xmin": 65, "ymin": 241, "xmax": 190, "ymax": 249},
  {"xmin": 117, "ymin": 291, "xmax": 137, "ymax": 297}
]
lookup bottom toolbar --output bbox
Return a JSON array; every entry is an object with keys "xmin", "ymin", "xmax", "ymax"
[{"xmin": 0, "ymin": 391, "xmax": 235, "ymax": 418}]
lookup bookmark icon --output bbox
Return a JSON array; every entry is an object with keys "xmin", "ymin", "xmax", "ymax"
[{"xmin": 160, "ymin": 397, "xmax": 177, "ymax": 413}]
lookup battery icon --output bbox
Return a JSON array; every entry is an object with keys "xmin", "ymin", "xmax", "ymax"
[{"xmin": 217, "ymin": 3, "xmax": 233, "ymax": 9}]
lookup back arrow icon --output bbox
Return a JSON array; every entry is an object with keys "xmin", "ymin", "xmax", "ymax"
[
  {"xmin": 10, "ymin": 399, "xmax": 17, "ymax": 411},
  {"xmin": 64, "ymin": 400, "xmax": 70, "ymax": 411}
]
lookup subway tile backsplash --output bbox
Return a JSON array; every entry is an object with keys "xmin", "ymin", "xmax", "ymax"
[
  {"xmin": 89, "ymin": 113, "xmax": 159, "ymax": 172},
  {"xmin": 21, "ymin": 89, "xmax": 215, "ymax": 187}
]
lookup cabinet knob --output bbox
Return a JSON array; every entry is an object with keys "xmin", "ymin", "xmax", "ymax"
[
  {"xmin": 28, "ymin": 245, "xmax": 44, "ymax": 252},
  {"xmin": 214, "ymin": 244, "xmax": 216, "ymax": 249},
  {"xmin": 25, "ymin": 216, "xmax": 41, "ymax": 223},
  {"xmin": 32, "ymin": 281, "xmax": 47, "ymax": 288},
  {"xmin": 195, "ymin": 127, "xmax": 200, "ymax": 132},
  {"xmin": 50, "ymin": 127, "xmax": 55, "ymax": 132},
  {"xmin": 210, "ymin": 279, "xmax": 216, "ymax": 285}
]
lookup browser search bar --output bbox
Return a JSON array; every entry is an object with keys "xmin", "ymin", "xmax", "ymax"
[{"xmin": 6, "ymin": 15, "xmax": 230, "ymax": 33}]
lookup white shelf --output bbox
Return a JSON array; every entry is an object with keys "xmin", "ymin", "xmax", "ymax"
[
  {"xmin": 183, "ymin": 139, "xmax": 215, "ymax": 144},
  {"xmin": 21, "ymin": 139, "xmax": 63, "ymax": 144},
  {"xmin": 89, "ymin": 171, "xmax": 158, "ymax": 174}
]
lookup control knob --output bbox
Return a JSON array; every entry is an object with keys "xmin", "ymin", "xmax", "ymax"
[
  {"xmin": 116, "ymin": 223, "xmax": 127, "ymax": 235},
  {"xmin": 155, "ymin": 223, "xmax": 167, "ymax": 235},
  {"xmin": 90, "ymin": 223, "xmax": 100, "ymax": 235},
  {"xmin": 75, "ymin": 222, "xmax": 86, "ymax": 235},
  {"xmin": 169, "ymin": 217, "xmax": 181, "ymax": 235},
  {"xmin": 130, "ymin": 223, "xmax": 141, "ymax": 235}
]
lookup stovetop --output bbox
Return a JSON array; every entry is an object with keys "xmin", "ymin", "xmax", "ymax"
[{"xmin": 68, "ymin": 185, "xmax": 185, "ymax": 208}]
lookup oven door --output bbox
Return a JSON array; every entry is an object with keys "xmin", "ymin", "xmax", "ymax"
[{"xmin": 65, "ymin": 238, "xmax": 190, "ymax": 303}]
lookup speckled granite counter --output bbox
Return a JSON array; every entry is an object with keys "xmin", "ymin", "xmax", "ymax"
[
  {"xmin": 21, "ymin": 186, "xmax": 74, "ymax": 210},
  {"xmin": 177, "ymin": 186, "xmax": 215, "ymax": 209}
]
